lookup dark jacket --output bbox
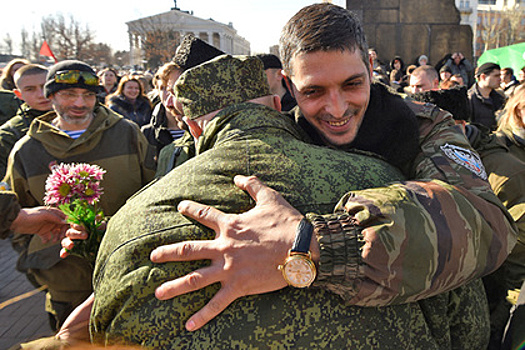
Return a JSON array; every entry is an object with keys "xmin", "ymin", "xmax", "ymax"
[
  {"xmin": 0, "ymin": 103, "xmax": 49, "ymax": 178},
  {"xmin": 0, "ymin": 90, "xmax": 20, "ymax": 126},
  {"xmin": 468, "ymin": 83, "xmax": 505, "ymax": 130},
  {"xmin": 140, "ymin": 103, "xmax": 183, "ymax": 158},
  {"xmin": 107, "ymin": 95, "xmax": 152, "ymax": 128}
]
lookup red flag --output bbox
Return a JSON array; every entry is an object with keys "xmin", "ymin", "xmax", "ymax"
[{"xmin": 39, "ymin": 41, "xmax": 58, "ymax": 63}]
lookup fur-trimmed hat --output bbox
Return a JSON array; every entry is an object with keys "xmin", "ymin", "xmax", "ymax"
[
  {"xmin": 172, "ymin": 34, "xmax": 224, "ymax": 71},
  {"xmin": 44, "ymin": 60, "xmax": 101, "ymax": 97},
  {"xmin": 175, "ymin": 55, "xmax": 271, "ymax": 119}
]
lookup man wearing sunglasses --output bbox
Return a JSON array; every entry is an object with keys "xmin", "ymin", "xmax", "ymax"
[{"xmin": 3, "ymin": 60, "xmax": 156, "ymax": 330}]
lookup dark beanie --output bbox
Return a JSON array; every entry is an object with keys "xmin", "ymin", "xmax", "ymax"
[
  {"xmin": 255, "ymin": 54, "xmax": 283, "ymax": 70},
  {"xmin": 475, "ymin": 62, "xmax": 500, "ymax": 77},
  {"xmin": 172, "ymin": 34, "xmax": 224, "ymax": 71},
  {"xmin": 440, "ymin": 65, "xmax": 452, "ymax": 74},
  {"xmin": 44, "ymin": 60, "xmax": 101, "ymax": 97}
]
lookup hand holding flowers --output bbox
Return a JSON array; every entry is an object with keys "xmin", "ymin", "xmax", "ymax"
[{"xmin": 44, "ymin": 162, "xmax": 106, "ymax": 265}]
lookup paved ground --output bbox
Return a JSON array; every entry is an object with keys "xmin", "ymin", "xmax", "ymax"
[{"xmin": 0, "ymin": 238, "xmax": 54, "ymax": 350}]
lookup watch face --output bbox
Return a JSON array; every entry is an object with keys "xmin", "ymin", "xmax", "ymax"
[{"xmin": 284, "ymin": 256, "xmax": 316, "ymax": 288}]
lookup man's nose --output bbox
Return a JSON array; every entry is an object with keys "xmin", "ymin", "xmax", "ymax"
[{"xmin": 325, "ymin": 90, "xmax": 347, "ymax": 119}]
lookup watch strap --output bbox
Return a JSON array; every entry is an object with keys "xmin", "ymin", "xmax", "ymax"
[{"xmin": 291, "ymin": 218, "xmax": 314, "ymax": 254}]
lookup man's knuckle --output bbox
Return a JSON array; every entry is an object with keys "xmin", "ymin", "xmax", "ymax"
[
  {"xmin": 186, "ymin": 272, "xmax": 200, "ymax": 289},
  {"xmin": 178, "ymin": 242, "xmax": 194, "ymax": 257}
]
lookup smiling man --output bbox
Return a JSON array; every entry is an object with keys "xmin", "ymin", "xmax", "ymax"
[
  {"xmin": 4, "ymin": 60, "xmax": 155, "ymax": 330},
  {"xmin": 141, "ymin": 3, "xmax": 516, "ymax": 349}
]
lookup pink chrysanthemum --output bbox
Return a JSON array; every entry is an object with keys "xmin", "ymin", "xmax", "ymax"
[{"xmin": 44, "ymin": 162, "xmax": 105, "ymax": 206}]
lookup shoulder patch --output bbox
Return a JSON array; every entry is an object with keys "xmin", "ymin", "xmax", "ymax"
[
  {"xmin": 0, "ymin": 181, "xmax": 11, "ymax": 191},
  {"xmin": 440, "ymin": 143, "xmax": 487, "ymax": 180}
]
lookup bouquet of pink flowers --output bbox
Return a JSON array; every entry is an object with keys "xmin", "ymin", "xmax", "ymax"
[{"xmin": 44, "ymin": 162, "xmax": 106, "ymax": 265}]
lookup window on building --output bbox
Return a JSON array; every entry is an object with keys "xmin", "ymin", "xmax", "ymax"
[{"xmin": 479, "ymin": 0, "xmax": 497, "ymax": 4}]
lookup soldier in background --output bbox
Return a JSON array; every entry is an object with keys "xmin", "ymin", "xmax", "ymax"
[{"xmin": 0, "ymin": 64, "xmax": 52, "ymax": 178}]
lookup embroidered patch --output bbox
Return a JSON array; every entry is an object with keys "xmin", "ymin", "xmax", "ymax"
[{"xmin": 440, "ymin": 143, "xmax": 487, "ymax": 180}]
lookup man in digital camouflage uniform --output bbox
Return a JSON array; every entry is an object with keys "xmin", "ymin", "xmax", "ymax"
[
  {"xmin": 86, "ymin": 54, "xmax": 499, "ymax": 349},
  {"xmin": 120, "ymin": 3, "xmax": 514, "ymax": 348}
]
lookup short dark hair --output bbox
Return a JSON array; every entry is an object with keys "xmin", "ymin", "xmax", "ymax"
[
  {"xmin": 279, "ymin": 3, "xmax": 369, "ymax": 76},
  {"xmin": 255, "ymin": 54, "xmax": 283, "ymax": 70},
  {"xmin": 501, "ymin": 67, "xmax": 513, "ymax": 77}
]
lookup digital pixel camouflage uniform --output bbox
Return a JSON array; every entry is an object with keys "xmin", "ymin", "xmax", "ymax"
[{"xmin": 91, "ymin": 56, "xmax": 507, "ymax": 349}]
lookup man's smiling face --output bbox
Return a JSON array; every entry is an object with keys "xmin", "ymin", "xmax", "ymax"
[{"xmin": 287, "ymin": 49, "xmax": 372, "ymax": 146}]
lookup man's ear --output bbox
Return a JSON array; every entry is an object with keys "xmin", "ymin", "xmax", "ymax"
[
  {"xmin": 283, "ymin": 75, "xmax": 294, "ymax": 99},
  {"xmin": 368, "ymin": 56, "xmax": 374, "ymax": 81},
  {"xmin": 273, "ymin": 95, "xmax": 282, "ymax": 112},
  {"xmin": 13, "ymin": 89, "xmax": 22, "ymax": 99},
  {"xmin": 432, "ymin": 79, "xmax": 440, "ymax": 90},
  {"xmin": 183, "ymin": 117, "xmax": 202, "ymax": 139}
]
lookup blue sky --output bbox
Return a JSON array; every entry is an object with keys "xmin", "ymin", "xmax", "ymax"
[{"xmin": 0, "ymin": 0, "xmax": 344, "ymax": 54}]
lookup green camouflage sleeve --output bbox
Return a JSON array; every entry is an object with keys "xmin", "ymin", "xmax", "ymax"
[
  {"xmin": 310, "ymin": 103, "xmax": 517, "ymax": 306},
  {"xmin": 0, "ymin": 190, "xmax": 20, "ymax": 239}
]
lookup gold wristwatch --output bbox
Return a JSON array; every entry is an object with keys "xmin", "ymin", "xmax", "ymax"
[{"xmin": 279, "ymin": 218, "xmax": 316, "ymax": 288}]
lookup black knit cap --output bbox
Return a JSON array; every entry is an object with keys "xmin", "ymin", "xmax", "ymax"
[
  {"xmin": 475, "ymin": 62, "xmax": 500, "ymax": 77},
  {"xmin": 172, "ymin": 34, "xmax": 224, "ymax": 71},
  {"xmin": 44, "ymin": 60, "xmax": 101, "ymax": 97},
  {"xmin": 440, "ymin": 65, "xmax": 452, "ymax": 74},
  {"xmin": 255, "ymin": 54, "xmax": 283, "ymax": 70}
]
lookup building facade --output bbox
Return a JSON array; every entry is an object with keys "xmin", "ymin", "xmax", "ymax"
[
  {"xmin": 126, "ymin": 6, "xmax": 250, "ymax": 68},
  {"xmin": 455, "ymin": 0, "xmax": 525, "ymax": 57}
]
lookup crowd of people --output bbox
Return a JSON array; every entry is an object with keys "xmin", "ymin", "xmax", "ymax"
[{"xmin": 0, "ymin": 3, "xmax": 524, "ymax": 349}]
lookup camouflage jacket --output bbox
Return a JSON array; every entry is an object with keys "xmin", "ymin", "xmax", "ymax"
[
  {"xmin": 483, "ymin": 126, "xmax": 525, "ymax": 290},
  {"xmin": 0, "ymin": 190, "xmax": 19, "ymax": 239},
  {"xmin": 4, "ymin": 105, "xmax": 156, "ymax": 305},
  {"xmin": 0, "ymin": 90, "xmax": 20, "ymax": 126},
  {"xmin": 304, "ymin": 99, "xmax": 516, "ymax": 306},
  {"xmin": 158, "ymin": 85, "xmax": 516, "ymax": 306},
  {"xmin": 0, "ymin": 103, "xmax": 49, "ymax": 178},
  {"xmin": 92, "ymin": 103, "xmax": 489, "ymax": 349}
]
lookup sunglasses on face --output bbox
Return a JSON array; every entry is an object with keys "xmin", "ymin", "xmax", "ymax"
[{"xmin": 54, "ymin": 70, "xmax": 100, "ymax": 86}]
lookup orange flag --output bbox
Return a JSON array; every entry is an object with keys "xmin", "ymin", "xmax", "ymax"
[{"xmin": 39, "ymin": 41, "xmax": 58, "ymax": 63}]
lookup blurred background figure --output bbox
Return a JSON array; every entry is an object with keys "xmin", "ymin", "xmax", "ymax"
[
  {"xmin": 500, "ymin": 67, "xmax": 519, "ymax": 99},
  {"xmin": 255, "ymin": 53, "xmax": 296, "ymax": 112},
  {"xmin": 97, "ymin": 68, "xmax": 119, "ymax": 104},
  {"xmin": 0, "ymin": 64, "xmax": 52, "ymax": 178},
  {"xmin": 106, "ymin": 75, "xmax": 152, "ymax": 128},
  {"xmin": 389, "ymin": 55, "xmax": 406, "ymax": 92},
  {"xmin": 409, "ymin": 65, "xmax": 439, "ymax": 94},
  {"xmin": 468, "ymin": 62, "xmax": 505, "ymax": 130},
  {"xmin": 518, "ymin": 66, "xmax": 525, "ymax": 84},
  {"xmin": 0, "ymin": 58, "xmax": 30, "ymax": 91},
  {"xmin": 444, "ymin": 52, "xmax": 474, "ymax": 88},
  {"xmin": 417, "ymin": 54, "xmax": 429, "ymax": 66},
  {"xmin": 439, "ymin": 65, "xmax": 452, "ymax": 83},
  {"xmin": 141, "ymin": 62, "xmax": 185, "ymax": 159}
]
